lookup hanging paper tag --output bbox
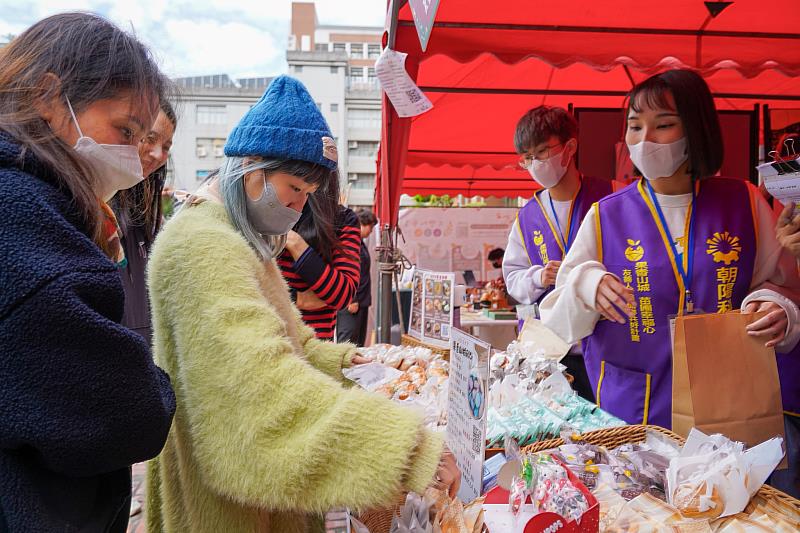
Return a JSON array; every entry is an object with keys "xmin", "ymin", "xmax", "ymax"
[
  {"xmin": 408, "ymin": 0, "xmax": 441, "ymax": 51},
  {"xmin": 375, "ymin": 47, "xmax": 433, "ymax": 118}
]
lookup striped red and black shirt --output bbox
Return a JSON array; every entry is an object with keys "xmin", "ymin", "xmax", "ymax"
[{"xmin": 278, "ymin": 207, "xmax": 361, "ymax": 340}]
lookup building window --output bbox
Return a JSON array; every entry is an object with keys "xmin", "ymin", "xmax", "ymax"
[
  {"xmin": 351, "ymin": 174, "xmax": 376, "ymax": 189},
  {"xmin": 368, "ymin": 67, "xmax": 377, "ymax": 82},
  {"xmin": 330, "ymin": 66, "xmax": 338, "ymax": 74},
  {"xmin": 350, "ymin": 67, "xmax": 364, "ymax": 78},
  {"xmin": 197, "ymin": 137, "xmax": 226, "ymax": 159},
  {"xmin": 333, "ymin": 42, "xmax": 346, "ymax": 52},
  {"xmin": 196, "ymin": 105, "xmax": 226, "ymax": 125},
  {"xmin": 348, "ymin": 140, "xmax": 379, "ymax": 157},
  {"xmin": 350, "ymin": 43, "xmax": 363, "ymax": 58},
  {"xmin": 316, "ymin": 102, "xmax": 322, "ymax": 111},
  {"xmin": 330, "ymin": 103, "xmax": 339, "ymax": 112},
  {"xmin": 315, "ymin": 43, "xmax": 329, "ymax": 52},
  {"xmin": 368, "ymin": 44, "xmax": 381, "ymax": 59},
  {"xmin": 212, "ymin": 139, "xmax": 225, "ymax": 158},
  {"xmin": 295, "ymin": 65, "xmax": 303, "ymax": 73},
  {"xmin": 347, "ymin": 108, "xmax": 381, "ymax": 130}
]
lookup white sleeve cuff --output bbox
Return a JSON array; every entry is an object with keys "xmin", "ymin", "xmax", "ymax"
[
  {"xmin": 574, "ymin": 261, "xmax": 611, "ymax": 309},
  {"xmin": 741, "ymin": 288, "xmax": 800, "ymax": 353},
  {"xmin": 534, "ymin": 266, "xmax": 545, "ymax": 289}
]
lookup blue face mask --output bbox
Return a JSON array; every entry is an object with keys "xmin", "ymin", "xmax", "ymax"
[{"xmin": 245, "ymin": 176, "xmax": 302, "ymax": 236}]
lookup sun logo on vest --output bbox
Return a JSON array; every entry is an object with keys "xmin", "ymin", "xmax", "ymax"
[
  {"xmin": 706, "ymin": 231, "xmax": 741, "ymax": 265},
  {"xmin": 625, "ymin": 239, "xmax": 644, "ymax": 262},
  {"xmin": 533, "ymin": 230, "xmax": 549, "ymax": 263}
]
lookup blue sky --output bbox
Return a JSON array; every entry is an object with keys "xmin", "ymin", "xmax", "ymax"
[{"xmin": 0, "ymin": 0, "xmax": 385, "ymax": 79}]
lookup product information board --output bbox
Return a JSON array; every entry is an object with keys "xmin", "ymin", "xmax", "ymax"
[
  {"xmin": 409, "ymin": 270, "xmax": 455, "ymax": 348},
  {"xmin": 447, "ymin": 328, "xmax": 490, "ymax": 502}
]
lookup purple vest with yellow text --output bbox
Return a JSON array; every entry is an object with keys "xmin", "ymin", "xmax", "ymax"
[
  {"xmin": 517, "ymin": 176, "xmax": 612, "ymax": 303},
  {"xmin": 585, "ymin": 178, "xmax": 757, "ymax": 429}
]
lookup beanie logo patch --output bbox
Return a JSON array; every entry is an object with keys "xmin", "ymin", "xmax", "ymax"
[{"xmin": 322, "ymin": 136, "xmax": 338, "ymax": 163}]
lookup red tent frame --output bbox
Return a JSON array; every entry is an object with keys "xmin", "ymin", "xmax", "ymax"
[
  {"xmin": 372, "ymin": 0, "xmax": 800, "ymax": 341},
  {"xmin": 376, "ymin": 0, "xmax": 800, "ymax": 228}
]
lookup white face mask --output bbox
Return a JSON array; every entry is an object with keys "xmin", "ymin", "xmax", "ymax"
[
  {"xmin": 527, "ymin": 147, "xmax": 570, "ymax": 189},
  {"xmin": 627, "ymin": 138, "xmax": 688, "ymax": 181},
  {"xmin": 65, "ymin": 96, "xmax": 144, "ymax": 202}
]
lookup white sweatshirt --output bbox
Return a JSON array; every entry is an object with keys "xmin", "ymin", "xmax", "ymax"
[
  {"xmin": 540, "ymin": 185, "xmax": 800, "ymax": 353},
  {"xmin": 503, "ymin": 190, "xmax": 573, "ymax": 305}
]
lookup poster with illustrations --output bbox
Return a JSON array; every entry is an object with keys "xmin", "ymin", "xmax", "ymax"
[
  {"xmin": 399, "ymin": 208, "xmax": 517, "ymax": 284},
  {"xmin": 408, "ymin": 269, "xmax": 455, "ymax": 348}
]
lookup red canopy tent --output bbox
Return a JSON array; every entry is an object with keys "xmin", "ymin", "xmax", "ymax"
[{"xmin": 375, "ymin": 0, "xmax": 800, "ymax": 228}]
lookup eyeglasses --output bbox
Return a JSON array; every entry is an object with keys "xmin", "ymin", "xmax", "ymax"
[{"xmin": 518, "ymin": 142, "xmax": 563, "ymax": 169}]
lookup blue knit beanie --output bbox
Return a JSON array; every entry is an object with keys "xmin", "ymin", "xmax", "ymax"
[{"xmin": 224, "ymin": 75, "xmax": 338, "ymax": 169}]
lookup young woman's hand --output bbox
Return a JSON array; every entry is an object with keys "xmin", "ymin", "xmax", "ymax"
[
  {"xmin": 285, "ymin": 230, "xmax": 309, "ymax": 260},
  {"xmin": 347, "ymin": 302, "xmax": 359, "ymax": 314},
  {"xmin": 595, "ymin": 274, "xmax": 635, "ymax": 324},
  {"xmin": 350, "ymin": 355, "xmax": 371, "ymax": 365},
  {"xmin": 433, "ymin": 446, "xmax": 461, "ymax": 498},
  {"xmin": 743, "ymin": 300, "xmax": 788, "ymax": 348},
  {"xmin": 295, "ymin": 289, "xmax": 326, "ymax": 311},
  {"xmin": 776, "ymin": 203, "xmax": 800, "ymax": 260}
]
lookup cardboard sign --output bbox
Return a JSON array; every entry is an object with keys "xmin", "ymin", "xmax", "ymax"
[{"xmin": 448, "ymin": 328, "xmax": 490, "ymax": 501}]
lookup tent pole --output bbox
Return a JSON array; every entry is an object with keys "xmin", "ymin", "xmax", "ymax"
[
  {"xmin": 376, "ymin": 0, "xmax": 405, "ymax": 344},
  {"xmin": 377, "ymin": 224, "xmax": 395, "ymax": 343}
]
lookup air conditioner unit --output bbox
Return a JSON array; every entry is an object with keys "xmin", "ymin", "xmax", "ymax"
[
  {"xmin": 196, "ymin": 146, "xmax": 207, "ymax": 158},
  {"xmin": 213, "ymin": 146, "xmax": 224, "ymax": 157},
  {"xmin": 348, "ymin": 141, "xmax": 358, "ymax": 149}
]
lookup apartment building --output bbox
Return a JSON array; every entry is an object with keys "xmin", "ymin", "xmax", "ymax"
[
  {"xmin": 169, "ymin": 75, "xmax": 270, "ymax": 192},
  {"xmin": 287, "ymin": 1, "xmax": 382, "ymax": 207}
]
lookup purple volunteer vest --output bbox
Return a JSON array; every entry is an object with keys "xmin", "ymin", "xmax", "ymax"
[
  {"xmin": 517, "ymin": 176, "xmax": 612, "ymax": 304},
  {"xmin": 777, "ymin": 345, "xmax": 800, "ymax": 415},
  {"xmin": 585, "ymin": 177, "xmax": 757, "ymax": 429}
]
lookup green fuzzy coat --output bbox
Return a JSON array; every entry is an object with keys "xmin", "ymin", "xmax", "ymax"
[{"xmin": 145, "ymin": 201, "xmax": 443, "ymax": 532}]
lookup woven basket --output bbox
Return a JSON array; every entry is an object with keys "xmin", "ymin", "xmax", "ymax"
[
  {"xmin": 357, "ymin": 494, "xmax": 405, "ymax": 533},
  {"xmin": 356, "ymin": 425, "xmax": 799, "ymax": 531},
  {"xmin": 401, "ymin": 333, "xmax": 450, "ymax": 359},
  {"xmin": 522, "ymin": 424, "xmax": 800, "ymax": 516}
]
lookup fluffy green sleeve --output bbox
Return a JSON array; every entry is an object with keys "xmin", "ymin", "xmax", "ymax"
[
  {"xmin": 295, "ymin": 319, "xmax": 355, "ymax": 382},
  {"xmin": 152, "ymin": 213, "xmax": 441, "ymax": 513}
]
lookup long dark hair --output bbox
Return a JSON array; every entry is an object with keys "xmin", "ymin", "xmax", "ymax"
[
  {"xmin": 114, "ymin": 100, "xmax": 177, "ymax": 246},
  {"xmin": 292, "ymin": 169, "xmax": 344, "ymax": 265},
  {"xmin": 625, "ymin": 69, "xmax": 723, "ymax": 181},
  {"xmin": 0, "ymin": 13, "xmax": 168, "ymax": 256}
]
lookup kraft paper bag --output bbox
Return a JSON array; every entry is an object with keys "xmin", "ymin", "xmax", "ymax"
[{"xmin": 672, "ymin": 311, "xmax": 785, "ymax": 452}]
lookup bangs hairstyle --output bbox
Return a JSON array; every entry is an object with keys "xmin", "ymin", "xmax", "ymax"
[
  {"xmin": 625, "ymin": 69, "xmax": 723, "ymax": 180},
  {"xmin": 0, "ymin": 12, "xmax": 168, "ymax": 257},
  {"xmin": 514, "ymin": 106, "xmax": 578, "ymax": 154}
]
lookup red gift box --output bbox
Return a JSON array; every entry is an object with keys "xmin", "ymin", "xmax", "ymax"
[{"xmin": 483, "ymin": 459, "xmax": 599, "ymax": 533}]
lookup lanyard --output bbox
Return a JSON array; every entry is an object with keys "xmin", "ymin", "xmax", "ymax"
[
  {"xmin": 644, "ymin": 179, "xmax": 696, "ymax": 313},
  {"xmin": 548, "ymin": 193, "xmax": 569, "ymax": 249},
  {"xmin": 540, "ymin": 183, "xmax": 582, "ymax": 255}
]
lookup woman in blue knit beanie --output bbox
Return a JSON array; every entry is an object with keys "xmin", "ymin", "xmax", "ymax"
[{"xmin": 145, "ymin": 75, "xmax": 460, "ymax": 532}]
